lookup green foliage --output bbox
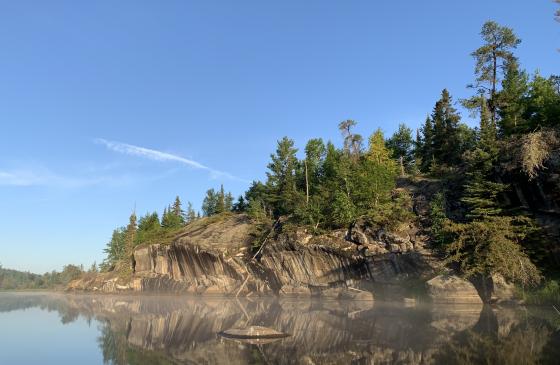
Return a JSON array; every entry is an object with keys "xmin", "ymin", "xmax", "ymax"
[
  {"xmin": 330, "ymin": 190, "xmax": 356, "ymax": 227},
  {"xmin": 444, "ymin": 216, "xmax": 541, "ymax": 286},
  {"xmin": 0, "ymin": 264, "xmax": 85, "ymax": 290},
  {"xmin": 135, "ymin": 212, "xmax": 161, "ymax": 244},
  {"xmin": 429, "ymin": 192, "xmax": 448, "ymax": 246},
  {"xmin": 202, "ymin": 185, "xmax": 234, "ymax": 216},
  {"xmin": 266, "ymin": 137, "xmax": 299, "ymax": 215},
  {"xmin": 517, "ymin": 279, "xmax": 560, "ymax": 305},
  {"xmin": 101, "ymin": 227, "xmax": 126, "ymax": 271},
  {"xmin": 469, "ymin": 21, "xmax": 521, "ymax": 122},
  {"xmin": 387, "ymin": 123, "xmax": 414, "ymax": 174}
]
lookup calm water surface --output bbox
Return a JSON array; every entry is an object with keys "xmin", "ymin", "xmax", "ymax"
[{"xmin": 0, "ymin": 292, "xmax": 559, "ymax": 364}]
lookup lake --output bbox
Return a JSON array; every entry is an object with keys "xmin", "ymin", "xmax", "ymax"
[{"xmin": 0, "ymin": 292, "xmax": 559, "ymax": 364}]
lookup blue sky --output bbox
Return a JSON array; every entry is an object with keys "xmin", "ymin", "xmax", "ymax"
[{"xmin": 1, "ymin": 1, "xmax": 558, "ymax": 273}]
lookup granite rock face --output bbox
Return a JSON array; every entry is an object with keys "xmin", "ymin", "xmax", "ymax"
[
  {"xmin": 68, "ymin": 212, "xmax": 437, "ymax": 298},
  {"xmin": 426, "ymin": 275, "xmax": 483, "ymax": 304}
]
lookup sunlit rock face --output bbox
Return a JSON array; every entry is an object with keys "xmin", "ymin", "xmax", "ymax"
[{"xmin": 70, "ymin": 213, "xmax": 436, "ymax": 298}]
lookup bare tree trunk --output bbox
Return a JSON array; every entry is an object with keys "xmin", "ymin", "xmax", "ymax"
[
  {"xmin": 400, "ymin": 156, "xmax": 405, "ymax": 176},
  {"xmin": 491, "ymin": 50, "xmax": 497, "ymax": 124}
]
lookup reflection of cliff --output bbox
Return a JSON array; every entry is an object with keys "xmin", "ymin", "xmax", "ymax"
[{"xmin": 3, "ymin": 293, "xmax": 560, "ymax": 364}]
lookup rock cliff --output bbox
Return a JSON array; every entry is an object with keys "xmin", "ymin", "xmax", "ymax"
[{"xmin": 69, "ymin": 207, "xmax": 440, "ymax": 299}]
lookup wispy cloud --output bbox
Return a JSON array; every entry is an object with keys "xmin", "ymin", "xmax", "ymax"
[
  {"xmin": 0, "ymin": 168, "xmax": 133, "ymax": 188},
  {"xmin": 95, "ymin": 138, "xmax": 248, "ymax": 182}
]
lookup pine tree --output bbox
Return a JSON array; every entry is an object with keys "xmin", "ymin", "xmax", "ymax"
[
  {"xmin": 497, "ymin": 59, "xmax": 529, "ymax": 136},
  {"xmin": 202, "ymin": 189, "xmax": 218, "ymax": 216},
  {"xmin": 232, "ymin": 195, "xmax": 247, "ymax": 212},
  {"xmin": 303, "ymin": 138, "xmax": 326, "ymax": 201},
  {"xmin": 266, "ymin": 137, "xmax": 299, "ymax": 216},
  {"xmin": 431, "ymin": 89, "xmax": 462, "ymax": 166},
  {"xmin": 470, "ymin": 21, "xmax": 521, "ymax": 124},
  {"xmin": 418, "ymin": 115, "xmax": 434, "ymax": 171},
  {"xmin": 124, "ymin": 211, "xmax": 137, "ymax": 263},
  {"xmin": 216, "ymin": 185, "xmax": 226, "ymax": 214},
  {"xmin": 186, "ymin": 202, "xmax": 197, "ymax": 223},
  {"xmin": 172, "ymin": 196, "xmax": 185, "ymax": 224},
  {"xmin": 225, "ymin": 192, "xmax": 234, "ymax": 211},
  {"xmin": 386, "ymin": 123, "xmax": 414, "ymax": 175}
]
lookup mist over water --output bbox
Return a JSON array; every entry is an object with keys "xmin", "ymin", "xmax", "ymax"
[{"xmin": 0, "ymin": 292, "xmax": 559, "ymax": 364}]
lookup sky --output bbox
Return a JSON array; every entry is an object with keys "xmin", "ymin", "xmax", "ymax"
[{"xmin": 0, "ymin": 1, "xmax": 558, "ymax": 273}]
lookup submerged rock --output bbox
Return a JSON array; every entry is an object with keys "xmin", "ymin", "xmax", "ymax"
[{"xmin": 218, "ymin": 326, "xmax": 290, "ymax": 340}]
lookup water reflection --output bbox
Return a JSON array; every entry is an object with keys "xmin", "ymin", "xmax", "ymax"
[{"xmin": 1, "ymin": 293, "xmax": 559, "ymax": 364}]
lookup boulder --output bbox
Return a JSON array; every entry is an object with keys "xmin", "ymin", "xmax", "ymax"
[
  {"xmin": 490, "ymin": 274, "xmax": 516, "ymax": 304},
  {"xmin": 426, "ymin": 275, "xmax": 483, "ymax": 304}
]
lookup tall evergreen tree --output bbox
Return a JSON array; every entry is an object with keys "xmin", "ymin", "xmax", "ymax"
[
  {"xmin": 469, "ymin": 21, "xmax": 521, "ymax": 124},
  {"xmin": 497, "ymin": 59, "xmax": 529, "ymax": 135},
  {"xmin": 387, "ymin": 123, "xmax": 414, "ymax": 175},
  {"xmin": 202, "ymin": 189, "xmax": 218, "ymax": 216},
  {"xmin": 225, "ymin": 192, "xmax": 234, "ymax": 212},
  {"xmin": 216, "ymin": 185, "xmax": 226, "ymax": 214},
  {"xmin": 266, "ymin": 137, "xmax": 299, "ymax": 215},
  {"xmin": 186, "ymin": 202, "xmax": 197, "ymax": 223},
  {"xmin": 172, "ymin": 196, "xmax": 185, "ymax": 223},
  {"xmin": 418, "ymin": 115, "xmax": 434, "ymax": 171},
  {"xmin": 431, "ymin": 89, "xmax": 462, "ymax": 166},
  {"xmin": 303, "ymin": 138, "xmax": 326, "ymax": 200},
  {"xmin": 124, "ymin": 211, "xmax": 137, "ymax": 262}
]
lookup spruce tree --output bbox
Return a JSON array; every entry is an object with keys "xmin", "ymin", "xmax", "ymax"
[
  {"xmin": 225, "ymin": 192, "xmax": 234, "ymax": 212},
  {"xmin": 202, "ymin": 189, "xmax": 218, "ymax": 216},
  {"xmin": 418, "ymin": 115, "xmax": 434, "ymax": 171},
  {"xmin": 172, "ymin": 196, "xmax": 185, "ymax": 223},
  {"xmin": 186, "ymin": 202, "xmax": 197, "ymax": 222},
  {"xmin": 216, "ymin": 185, "xmax": 226, "ymax": 214},
  {"xmin": 386, "ymin": 123, "xmax": 414, "ymax": 175},
  {"xmin": 497, "ymin": 59, "xmax": 529, "ymax": 136},
  {"xmin": 478, "ymin": 96, "xmax": 498, "ymax": 156},
  {"xmin": 431, "ymin": 89, "xmax": 462, "ymax": 166},
  {"xmin": 124, "ymin": 211, "xmax": 137, "ymax": 263},
  {"xmin": 266, "ymin": 137, "xmax": 299, "ymax": 216}
]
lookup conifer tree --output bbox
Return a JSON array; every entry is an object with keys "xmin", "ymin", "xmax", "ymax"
[
  {"xmin": 216, "ymin": 185, "xmax": 226, "ymax": 214},
  {"xmin": 418, "ymin": 115, "xmax": 434, "ymax": 171},
  {"xmin": 232, "ymin": 196, "xmax": 247, "ymax": 212},
  {"xmin": 431, "ymin": 89, "xmax": 462, "ymax": 166},
  {"xmin": 124, "ymin": 211, "xmax": 137, "ymax": 262},
  {"xmin": 172, "ymin": 196, "xmax": 185, "ymax": 223},
  {"xmin": 469, "ymin": 21, "xmax": 521, "ymax": 124},
  {"xmin": 202, "ymin": 189, "xmax": 218, "ymax": 216},
  {"xmin": 478, "ymin": 96, "xmax": 498, "ymax": 156},
  {"xmin": 497, "ymin": 59, "xmax": 529, "ymax": 135},
  {"xmin": 225, "ymin": 192, "xmax": 234, "ymax": 212},
  {"xmin": 387, "ymin": 123, "xmax": 414, "ymax": 175},
  {"xmin": 186, "ymin": 202, "xmax": 197, "ymax": 222},
  {"xmin": 266, "ymin": 137, "xmax": 299, "ymax": 215}
]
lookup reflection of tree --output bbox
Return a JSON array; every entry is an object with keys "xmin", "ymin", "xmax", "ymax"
[
  {"xmin": 434, "ymin": 307, "xmax": 553, "ymax": 364},
  {"xmin": 97, "ymin": 320, "xmax": 128, "ymax": 365}
]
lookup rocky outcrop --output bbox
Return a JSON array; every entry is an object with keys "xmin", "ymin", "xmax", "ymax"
[
  {"xmin": 69, "ymin": 178, "xmax": 453, "ymax": 298},
  {"xmin": 426, "ymin": 275, "xmax": 483, "ymax": 304},
  {"xmin": 68, "ymin": 212, "xmax": 437, "ymax": 298}
]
